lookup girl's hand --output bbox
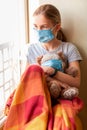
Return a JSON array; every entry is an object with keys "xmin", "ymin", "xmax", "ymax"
[
  {"xmin": 42, "ymin": 66, "xmax": 55, "ymax": 75},
  {"xmin": 36, "ymin": 56, "xmax": 43, "ymax": 65}
]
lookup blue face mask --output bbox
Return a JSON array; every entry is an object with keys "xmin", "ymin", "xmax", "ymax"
[
  {"xmin": 42, "ymin": 59, "xmax": 64, "ymax": 72},
  {"xmin": 34, "ymin": 26, "xmax": 55, "ymax": 43}
]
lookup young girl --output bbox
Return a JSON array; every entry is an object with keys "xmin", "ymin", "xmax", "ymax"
[
  {"xmin": 26, "ymin": 4, "xmax": 82, "ymax": 91},
  {"xmin": 4, "ymin": 4, "xmax": 83, "ymax": 130}
]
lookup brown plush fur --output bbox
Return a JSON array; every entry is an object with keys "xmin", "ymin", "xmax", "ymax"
[{"xmin": 37, "ymin": 52, "xmax": 79, "ymax": 100}]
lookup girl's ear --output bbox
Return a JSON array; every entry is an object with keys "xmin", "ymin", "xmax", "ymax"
[
  {"xmin": 56, "ymin": 23, "xmax": 61, "ymax": 32},
  {"xmin": 54, "ymin": 23, "xmax": 61, "ymax": 37}
]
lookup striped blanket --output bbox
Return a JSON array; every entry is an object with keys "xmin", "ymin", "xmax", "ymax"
[{"xmin": 3, "ymin": 65, "xmax": 83, "ymax": 130}]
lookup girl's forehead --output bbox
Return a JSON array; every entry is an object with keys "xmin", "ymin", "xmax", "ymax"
[{"xmin": 32, "ymin": 14, "xmax": 53, "ymax": 26}]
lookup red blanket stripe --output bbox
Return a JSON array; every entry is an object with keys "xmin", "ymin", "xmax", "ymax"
[{"xmin": 4, "ymin": 65, "xmax": 83, "ymax": 130}]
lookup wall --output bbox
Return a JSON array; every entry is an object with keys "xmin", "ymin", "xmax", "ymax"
[{"xmin": 39, "ymin": 0, "xmax": 87, "ymax": 129}]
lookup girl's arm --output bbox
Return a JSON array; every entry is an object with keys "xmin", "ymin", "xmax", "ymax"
[
  {"xmin": 26, "ymin": 60, "xmax": 81, "ymax": 88},
  {"xmin": 54, "ymin": 61, "xmax": 81, "ymax": 88}
]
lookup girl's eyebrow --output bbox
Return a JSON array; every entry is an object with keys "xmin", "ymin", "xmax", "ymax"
[
  {"xmin": 33, "ymin": 24, "xmax": 37, "ymax": 26},
  {"xmin": 33, "ymin": 23, "xmax": 49, "ymax": 26}
]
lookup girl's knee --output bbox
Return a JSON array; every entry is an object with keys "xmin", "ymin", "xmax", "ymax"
[{"xmin": 28, "ymin": 64, "xmax": 43, "ymax": 72}]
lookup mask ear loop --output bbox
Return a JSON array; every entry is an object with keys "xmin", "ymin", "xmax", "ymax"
[
  {"xmin": 52, "ymin": 23, "xmax": 61, "ymax": 38},
  {"xmin": 50, "ymin": 24, "xmax": 57, "ymax": 39},
  {"xmin": 51, "ymin": 24, "xmax": 58, "ymax": 38},
  {"xmin": 51, "ymin": 24, "xmax": 57, "ymax": 31}
]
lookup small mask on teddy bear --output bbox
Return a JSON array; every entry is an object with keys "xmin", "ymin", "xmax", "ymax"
[
  {"xmin": 41, "ymin": 52, "xmax": 66, "ymax": 72},
  {"xmin": 37, "ymin": 52, "xmax": 79, "ymax": 100}
]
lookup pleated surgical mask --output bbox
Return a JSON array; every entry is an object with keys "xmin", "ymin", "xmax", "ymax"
[{"xmin": 33, "ymin": 25, "xmax": 56, "ymax": 43}]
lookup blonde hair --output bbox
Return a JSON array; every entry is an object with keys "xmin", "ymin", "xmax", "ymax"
[
  {"xmin": 33, "ymin": 4, "xmax": 61, "ymax": 25},
  {"xmin": 33, "ymin": 4, "xmax": 67, "ymax": 41}
]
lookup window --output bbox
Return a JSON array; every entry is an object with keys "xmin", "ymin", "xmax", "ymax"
[
  {"xmin": 0, "ymin": 42, "xmax": 20, "ymax": 124},
  {"xmin": 25, "ymin": 0, "xmax": 39, "ymax": 43}
]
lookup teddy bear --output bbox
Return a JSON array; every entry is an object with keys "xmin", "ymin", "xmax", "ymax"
[{"xmin": 37, "ymin": 52, "xmax": 79, "ymax": 100}]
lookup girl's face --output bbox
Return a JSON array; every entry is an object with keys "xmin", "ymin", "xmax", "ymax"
[{"xmin": 33, "ymin": 14, "xmax": 60, "ymax": 32}]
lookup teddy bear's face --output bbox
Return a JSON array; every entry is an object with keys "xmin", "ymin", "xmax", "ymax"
[
  {"xmin": 37, "ymin": 52, "xmax": 66, "ymax": 71},
  {"xmin": 41, "ymin": 53, "xmax": 61, "ymax": 64}
]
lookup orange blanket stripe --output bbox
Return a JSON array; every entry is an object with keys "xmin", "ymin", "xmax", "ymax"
[{"xmin": 3, "ymin": 65, "xmax": 83, "ymax": 130}]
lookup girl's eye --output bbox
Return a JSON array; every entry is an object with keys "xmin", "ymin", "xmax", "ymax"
[
  {"xmin": 41, "ymin": 26, "xmax": 49, "ymax": 30},
  {"xmin": 33, "ymin": 25, "xmax": 37, "ymax": 29},
  {"xmin": 33, "ymin": 24, "xmax": 50, "ymax": 30}
]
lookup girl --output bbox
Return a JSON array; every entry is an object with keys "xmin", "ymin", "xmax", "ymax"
[
  {"xmin": 26, "ymin": 4, "xmax": 82, "ymax": 91},
  {"xmin": 4, "ymin": 4, "xmax": 83, "ymax": 130}
]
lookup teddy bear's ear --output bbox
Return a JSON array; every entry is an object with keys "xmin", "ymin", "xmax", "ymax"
[
  {"xmin": 57, "ymin": 52, "xmax": 65, "ymax": 61},
  {"xmin": 57, "ymin": 52, "xmax": 67, "ymax": 70}
]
